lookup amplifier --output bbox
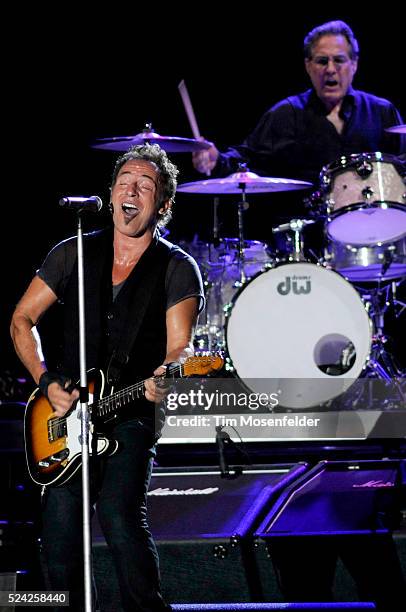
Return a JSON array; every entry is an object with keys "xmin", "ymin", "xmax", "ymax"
[{"xmin": 93, "ymin": 463, "xmax": 307, "ymax": 608}]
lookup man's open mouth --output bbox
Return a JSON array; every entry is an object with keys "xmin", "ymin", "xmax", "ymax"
[
  {"xmin": 325, "ymin": 79, "xmax": 339, "ymax": 88},
  {"xmin": 122, "ymin": 203, "xmax": 139, "ymax": 219}
]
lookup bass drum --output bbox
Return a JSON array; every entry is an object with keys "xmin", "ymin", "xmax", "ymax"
[{"xmin": 225, "ymin": 262, "xmax": 372, "ymax": 409}]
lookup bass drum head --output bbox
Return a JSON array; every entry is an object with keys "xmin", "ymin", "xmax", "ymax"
[{"xmin": 225, "ymin": 262, "xmax": 372, "ymax": 409}]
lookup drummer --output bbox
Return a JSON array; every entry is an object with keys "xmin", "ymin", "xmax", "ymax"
[{"xmin": 192, "ymin": 19, "xmax": 406, "ymax": 185}]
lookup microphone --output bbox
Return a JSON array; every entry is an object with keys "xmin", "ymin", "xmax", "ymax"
[{"xmin": 59, "ymin": 195, "xmax": 103, "ymax": 213}]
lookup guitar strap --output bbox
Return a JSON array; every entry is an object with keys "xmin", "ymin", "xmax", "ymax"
[{"xmin": 106, "ymin": 236, "xmax": 172, "ymax": 387}]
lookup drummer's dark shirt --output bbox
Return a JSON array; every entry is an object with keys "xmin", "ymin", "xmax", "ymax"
[{"xmin": 217, "ymin": 88, "xmax": 406, "ymax": 184}]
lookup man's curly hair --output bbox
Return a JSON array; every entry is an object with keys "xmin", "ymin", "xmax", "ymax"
[{"xmin": 111, "ymin": 143, "xmax": 179, "ymax": 227}]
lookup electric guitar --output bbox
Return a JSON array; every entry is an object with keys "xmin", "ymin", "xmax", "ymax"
[{"xmin": 24, "ymin": 354, "xmax": 224, "ymax": 486}]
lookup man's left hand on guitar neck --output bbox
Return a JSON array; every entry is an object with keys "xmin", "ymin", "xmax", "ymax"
[{"xmin": 144, "ymin": 346, "xmax": 194, "ymax": 403}]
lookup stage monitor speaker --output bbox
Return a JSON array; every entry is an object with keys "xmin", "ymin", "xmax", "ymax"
[
  {"xmin": 254, "ymin": 460, "xmax": 405, "ymax": 606},
  {"xmin": 255, "ymin": 459, "xmax": 402, "ymax": 537},
  {"xmin": 93, "ymin": 463, "xmax": 307, "ymax": 609}
]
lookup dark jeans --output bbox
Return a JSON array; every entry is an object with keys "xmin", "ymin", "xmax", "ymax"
[{"xmin": 41, "ymin": 419, "xmax": 171, "ymax": 611}]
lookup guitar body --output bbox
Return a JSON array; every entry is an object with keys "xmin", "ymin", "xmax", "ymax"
[
  {"xmin": 24, "ymin": 355, "xmax": 224, "ymax": 487},
  {"xmin": 24, "ymin": 369, "xmax": 117, "ymax": 487}
]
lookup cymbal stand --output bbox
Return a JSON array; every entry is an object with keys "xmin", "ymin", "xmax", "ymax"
[
  {"xmin": 390, "ymin": 279, "xmax": 406, "ymax": 319},
  {"xmin": 213, "ymin": 196, "xmax": 220, "ymax": 245},
  {"xmin": 236, "ymin": 184, "xmax": 248, "ymax": 285},
  {"xmin": 272, "ymin": 218, "xmax": 315, "ymax": 262}
]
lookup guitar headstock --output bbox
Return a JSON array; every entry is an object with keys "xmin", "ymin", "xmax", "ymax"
[{"xmin": 183, "ymin": 354, "xmax": 224, "ymax": 377}]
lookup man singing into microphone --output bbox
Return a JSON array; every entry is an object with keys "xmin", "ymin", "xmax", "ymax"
[{"xmin": 10, "ymin": 143, "xmax": 204, "ymax": 611}]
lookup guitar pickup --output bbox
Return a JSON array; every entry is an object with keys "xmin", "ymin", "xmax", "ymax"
[{"xmin": 48, "ymin": 418, "xmax": 67, "ymax": 443}]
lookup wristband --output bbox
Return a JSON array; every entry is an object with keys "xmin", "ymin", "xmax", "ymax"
[{"xmin": 38, "ymin": 371, "xmax": 71, "ymax": 399}]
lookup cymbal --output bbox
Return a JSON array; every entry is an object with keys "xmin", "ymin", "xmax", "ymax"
[
  {"xmin": 385, "ymin": 124, "xmax": 406, "ymax": 134},
  {"xmin": 177, "ymin": 171, "xmax": 313, "ymax": 194},
  {"xmin": 91, "ymin": 129, "xmax": 213, "ymax": 153}
]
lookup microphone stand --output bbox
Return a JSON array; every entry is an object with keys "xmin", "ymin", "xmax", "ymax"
[
  {"xmin": 76, "ymin": 211, "xmax": 93, "ymax": 612},
  {"xmin": 215, "ymin": 425, "xmax": 229, "ymax": 477},
  {"xmin": 215, "ymin": 425, "xmax": 244, "ymax": 479}
]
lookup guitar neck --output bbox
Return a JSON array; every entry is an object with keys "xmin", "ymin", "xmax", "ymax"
[{"xmin": 95, "ymin": 362, "xmax": 183, "ymax": 420}]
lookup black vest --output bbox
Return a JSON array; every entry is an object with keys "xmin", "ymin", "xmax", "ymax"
[{"xmin": 58, "ymin": 230, "xmax": 172, "ymax": 408}]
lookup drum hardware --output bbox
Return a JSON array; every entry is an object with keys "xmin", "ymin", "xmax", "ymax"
[
  {"xmin": 380, "ymin": 248, "xmax": 395, "ymax": 278},
  {"xmin": 389, "ymin": 279, "xmax": 406, "ymax": 319},
  {"xmin": 364, "ymin": 346, "xmax": 406, "ymax": 405},
  {"xmin": 303, "ymin": 190, "xmax": 326, "ymax": 219},
  {"xmin": 236, "ymin": 182, "xmax": 249, "ymax": 284},
  {"xmin": 356, "ymin": 159, "xmax": 373, "ymax": 178},
  {"xmin": 357, "ymin": 278, "xmax": 406, "ymax": 328},
  {"xmin": 213, "ymin": 196, "xmax": 220, "ymax": 243},
  {"xmin": 361, "ymin": 186, "xmax": 374, "ymax": 200},
  {"xmin": 357, "ymin": 284, "xmax": 406, "ymax": 403},
  {"xmin": 272, "ymin": 218, "xmax": 315, "ymax": 262},
  {"xmin": 339, "ymin": 341, "xmax": 356, "ymax": 371}
]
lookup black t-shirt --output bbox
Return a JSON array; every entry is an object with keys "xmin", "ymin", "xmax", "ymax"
[
  {"xmin": 37, "ymin": 234, "xmax": 205, "ymax": 313},
  {"xmin": 217, "ymin": 88, "xmax": 406, "ymax": 184}
]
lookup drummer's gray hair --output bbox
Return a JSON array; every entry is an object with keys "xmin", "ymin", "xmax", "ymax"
[
  {"xmin": 111, "ymin": 143, "xmax": 179, "ymax": 227},
  {"xmin": 304, "ymin": 20, "xmax": 359, "ymax": 60}
]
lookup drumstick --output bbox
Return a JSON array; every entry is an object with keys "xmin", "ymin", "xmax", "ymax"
[
  {"xmin": 178, "ymin": 79, "xmax": 201, "ymax": 139},
  {"xmin": 178, "ymin": 79, "xmax": 212, "ymax": 176}
]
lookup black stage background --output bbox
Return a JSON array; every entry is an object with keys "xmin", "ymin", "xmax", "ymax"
[{"xmin": 1, "ymin": 8, "xmax": 405, "ymax": 380}]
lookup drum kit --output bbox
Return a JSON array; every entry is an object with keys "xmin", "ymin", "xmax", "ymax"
[
  {"xmin": 92, "ymin": 125, "xmax": 406, "ymax": 410},
  {"xmin": 178, "ymin": 150, "xmax": 406, "ymax": 410}
]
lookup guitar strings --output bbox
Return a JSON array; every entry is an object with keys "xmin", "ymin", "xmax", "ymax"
[
  {"xmin": 47, "ymin": 357, "xmax": 215, "ymax": 434},
  {"xmin": 96, "ymin": 362, "xmax": 183, "ymax": 415}
]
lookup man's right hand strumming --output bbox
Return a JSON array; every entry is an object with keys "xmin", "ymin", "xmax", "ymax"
[{"xmin": 39, "ymin": 371, "xmax": 79, "ymax": 417}]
